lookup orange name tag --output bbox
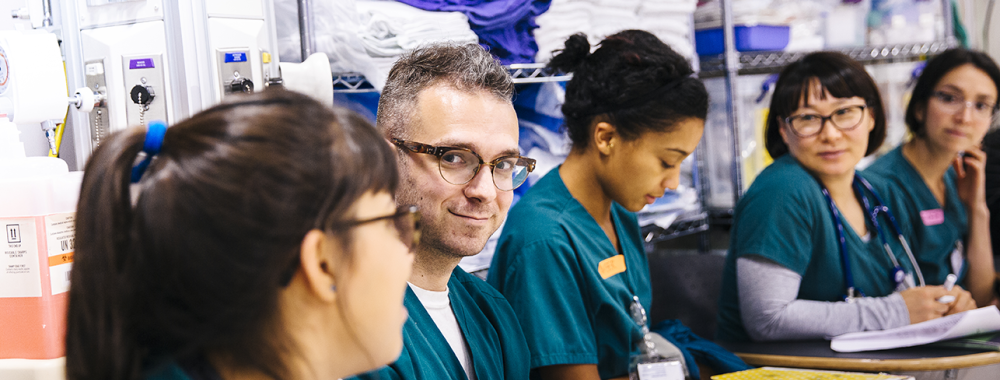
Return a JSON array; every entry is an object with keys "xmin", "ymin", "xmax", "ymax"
[{"xmin": 598, "ymin": 254, "xmax": 627, "ymax": 279}]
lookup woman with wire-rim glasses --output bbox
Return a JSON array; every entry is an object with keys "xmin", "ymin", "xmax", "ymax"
[
  {"xmin": 866, "ymin": 48, "xmax": 1000, "ymax": 309},
  {"xmin": 716, "ymin": 51, "xmax": 976, "ymax": 343}
]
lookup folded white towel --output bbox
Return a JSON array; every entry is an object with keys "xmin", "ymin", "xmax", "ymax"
[
  {"xmin": 534, "ymin": 0, "xmax": 699, "ymax": 62},
  {"xmin": 356, "ymin": 0, "xmax": 478, "ymax": 57},
  {"xmin": 350, "ymin": 1, "xmax": 478, "ymax": 88}
]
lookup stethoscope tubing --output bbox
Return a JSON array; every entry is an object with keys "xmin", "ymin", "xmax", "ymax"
[
  {"xmin": 820, "ymin": 174, "xmax": 926, "ymax": 300},
  {"xmin": 855, "ymin": 175, "xmax": 926, "ymax": 288}
]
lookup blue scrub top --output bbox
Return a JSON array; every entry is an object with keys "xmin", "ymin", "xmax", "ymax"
[
  {"xmin": 864, "ymin": 145, "xmax": 969, "ymax": 285},
  {"xmin": 716, "ymin": 155, "xmax": 915, "ymax": 342},
  {"xmin": 488, "ymin": 167, "xmax": 652, "ymax": 380},
  {"xmin": 350, "ymin": 267, "xmax": 530, "ymax": 380}
]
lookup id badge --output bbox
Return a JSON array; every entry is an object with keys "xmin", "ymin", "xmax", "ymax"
[
  {"xmin": 950, "ymin": 240, "xmax": 964, "ymax": 276},
  {"xmin": 636, "ymin": 361, "xmax": 684, "ymax": 380}
]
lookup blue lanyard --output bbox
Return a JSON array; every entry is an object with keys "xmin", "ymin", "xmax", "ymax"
[
  {"xmin": 820, "ymin": 185, "xmax": 861, "ymax": 299},
  {"xmin": 819, "ymin": 174, "xmax": 924, "ymax": 301}
]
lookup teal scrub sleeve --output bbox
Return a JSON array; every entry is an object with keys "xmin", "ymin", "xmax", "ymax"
[
  {"xmin": 144, "ymin": 365, "xmax": 192, "ymax": 380},
  {"xmin": 494, "ymin": 237, "xmax": 598, "ymax": 369},
  {"xmin": 732, "ymin": 184, "xmax": 819, "ymax": 276}
]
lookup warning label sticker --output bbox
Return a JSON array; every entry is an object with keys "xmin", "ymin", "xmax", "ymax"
[
  {"xmin": 1, "ymin": 217, "xmax": 42, "ymax": 298},
  {"xmin": 45, "ymin": 213, "xmax": 74, "ymax": 295}
]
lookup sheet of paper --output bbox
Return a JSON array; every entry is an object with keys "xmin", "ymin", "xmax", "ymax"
[{"xmin": 830, "ymin": 306, "xmax": 1000, "ymax": 352}]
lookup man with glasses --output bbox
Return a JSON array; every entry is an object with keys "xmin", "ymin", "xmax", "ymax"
[{"xmin": 347, "ymin": 43, "xmax": 533, "ymax": 380}]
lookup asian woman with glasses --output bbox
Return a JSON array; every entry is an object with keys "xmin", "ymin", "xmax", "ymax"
[
  {"xmin": 65, "ymin": 90, "xmax": 418, "ymax": 380},
  {"xmin": 716, "ymin": 52, "xmax": 975, "ymax": 343},
  {"xmin": 488, "ymin": 30, "xmax": 709, "ymax": 379},
  {"xmin": 865, "ymin": 48, "xmax": 1000, "ymax": 308}
]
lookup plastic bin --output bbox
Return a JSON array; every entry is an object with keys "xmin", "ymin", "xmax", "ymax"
[
  {"xmin": 695, "ymin": 25, "xmax": 790, "ymax": 56},
  {"xmin": 1, "ymin": 118, "xmax": 82, "ymax": 361}
]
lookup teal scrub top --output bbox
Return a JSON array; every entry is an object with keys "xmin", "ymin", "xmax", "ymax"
[
  {"xmin": 349, "ymin": 267, "xmax": 530, "ymax": 380},
  {"xmin": 144, "ymin": 357, "xmax": 221, "ymax": 380},
  {"xmin": 864, "ymin": 145, "xmax": 969, "ymax": 285},
  {"xmin": 488, "ymin": 167, "xmax": 652, "ymax": 380},
  {"xmin": 146, "ymin": 364, "xmax": 192, "ymax": 380},
  {"xmin": 716, "ymin": 155, "xmax": 916, "ymax": 342}
]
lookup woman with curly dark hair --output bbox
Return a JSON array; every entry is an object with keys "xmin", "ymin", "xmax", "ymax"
[{"xmin": 488, "ymin": 30, "xmax": 708, "ymax": 380}]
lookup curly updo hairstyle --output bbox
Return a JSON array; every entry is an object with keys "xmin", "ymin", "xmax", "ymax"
[{"xmin": 547, "ymin": 30, "xmax": 708, "ymax": 150}]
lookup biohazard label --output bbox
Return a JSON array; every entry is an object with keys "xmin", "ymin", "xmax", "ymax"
[
  {"xmin": 45, "ymin": 213, "xmax": 75, "ymax": 295},
  {"xmin": 1, "ymin": 217, "xmax": 41, "ymax": 298}
]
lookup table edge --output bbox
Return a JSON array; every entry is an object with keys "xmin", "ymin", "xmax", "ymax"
[{"xmin": 734, "ymin": 351, "xmax": 1000, "ymax": 372}]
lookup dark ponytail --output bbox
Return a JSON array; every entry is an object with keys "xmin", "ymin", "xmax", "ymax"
[
  {"xmin": 66, "ymin": 89, "xmax": 399, "ymax": 380},
  {"xmin": 548, "ymin": 30, "xmax": 709, "ymax": 150},
  {"xmin": 66, "ymin": 127, "xmax": 147, "ymax": 380}
]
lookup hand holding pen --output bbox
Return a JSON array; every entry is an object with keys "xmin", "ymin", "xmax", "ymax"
[
  {"xmin": 936, "ymin": 274, "xmax": 958, "ymax": 304},
  {"xmin": 936, "ymin": 274, "xmax": 978, "ymax": 315}
]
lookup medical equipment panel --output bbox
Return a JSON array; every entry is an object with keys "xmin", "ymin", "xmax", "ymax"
[
  {"xmin": 122, "ymin": 54, "xmax": 167, "ymax": 127},
  {"xmin": 79, "ymin": 19, "xmax": 175, "ymax": 146},
  {"xmin": 84, "ymin": 60, "xmax": 108, "ymax": 148},
  {"xmin": 65, "ymin": 0, "xmax": 281, "ymax": 157}
]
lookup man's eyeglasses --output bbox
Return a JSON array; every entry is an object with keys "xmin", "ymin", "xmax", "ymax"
[
  {"xmin": 784, "ymin": 105, "xmax": 868, "ymax": 138},
  {"xmin": 391, "ymin": 138, "xmax": 536, "ymax": 191},
  {"xmin": 279, "ymin": 206, "xmax": 420, "ymax": 286},
  {"xmin": 931, "ymin": 90, "xmax": 997, "ymax": 120}
]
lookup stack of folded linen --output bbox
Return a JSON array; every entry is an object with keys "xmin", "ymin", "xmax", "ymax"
[
  {"xmin": 356, "ymin": 1, "xmax": 479, "ymax": 57},
  {"xmin": 534, "ymin": 0, "xmax": 698, "ymax": 62},
  {"xmin": 638, "ymin": 0, "xmax": 698, "ymax": 59},
  {"xmin": 354, "ymin": 1, "xmax": 479, "ymax": 88},
  {"xmin": 586, "ymin": 0, "xmax": 642, "ymax": 46},
  {"xmin": 395, "ymin": 0, "xmax": 553, "ymax": 64},
  {"xmin": 533, "ymin": 0, "xmax": 594, "ymax": 62}
]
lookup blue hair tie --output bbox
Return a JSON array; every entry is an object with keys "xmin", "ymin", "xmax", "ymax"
[{"xmin": 130, "ymin": 120, "xmax": 168, "ymax": 183}]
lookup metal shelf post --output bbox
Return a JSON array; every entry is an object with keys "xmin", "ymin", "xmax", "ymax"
[
  {"xmin": 721, "ymin": 0, "xmax": 745, "ymax": 208},
  {"xmin": 297, "ymin": 0, "xmax": 315, "ymax": 61}
]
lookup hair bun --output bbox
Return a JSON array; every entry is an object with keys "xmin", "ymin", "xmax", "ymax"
[{"xmin": 548, "ymin": 33, "xmax": 590, "ymax": 73}]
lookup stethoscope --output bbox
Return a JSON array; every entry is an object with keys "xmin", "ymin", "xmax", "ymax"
[{"xmin": 819, "ymin": 173, "xmax": 926, "ymax": 302}]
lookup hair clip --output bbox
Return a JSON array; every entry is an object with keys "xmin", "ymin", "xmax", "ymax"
[{"xmin": 130, "ymin": 120, "xmax": 168, "ymax": 183}]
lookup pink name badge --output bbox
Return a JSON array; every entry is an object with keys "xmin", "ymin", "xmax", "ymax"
[{"xmin": 920, "ymin": 209, "xmax": 945, "ymax": 226}]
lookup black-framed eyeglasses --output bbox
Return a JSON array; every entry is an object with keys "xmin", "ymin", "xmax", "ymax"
[
  {"xmin": 330, "ymin": 205, "xmax": 421, "ymax": 251},
  {"xmin": 391, "ymin": 138, "xmax": 536, "ymax": 191},
  {"xmin": 279, "ymin": 205, "xmax": 420, "ymax": 286},
  {"xmin": 931, "ymin": 90, "xmax": 998, "ymax": 120},
  {"xmin": 784, "ymin": 105, "xmax": 868, "ymax": 138}
]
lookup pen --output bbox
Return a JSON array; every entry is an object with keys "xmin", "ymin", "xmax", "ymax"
[{"xmin": 937, "ymin": 274, "xmax": 958, "ymax": 304}]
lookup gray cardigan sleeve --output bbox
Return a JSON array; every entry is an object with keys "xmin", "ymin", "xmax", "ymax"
[{"xmin": 737, "ymin": 256, "xmax": 910, "ymax": 341}]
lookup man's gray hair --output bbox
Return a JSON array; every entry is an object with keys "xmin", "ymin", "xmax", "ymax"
[{"xmin": 377, "ymin": 43, "xmax": 515, "ymax": 138}]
